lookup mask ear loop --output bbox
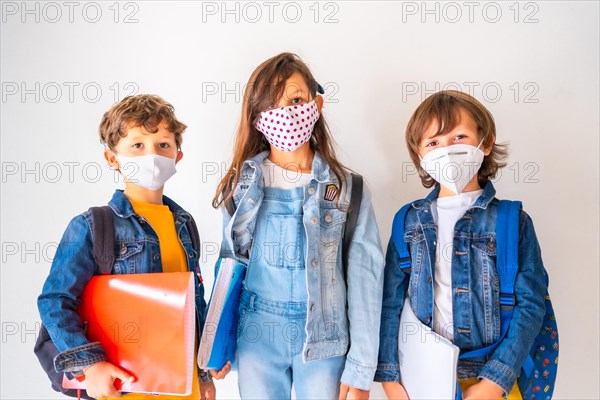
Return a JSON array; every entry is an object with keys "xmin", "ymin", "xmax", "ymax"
[{"xmin": 476, "ymin": 136, "xmax": 486, "ymax": 149}]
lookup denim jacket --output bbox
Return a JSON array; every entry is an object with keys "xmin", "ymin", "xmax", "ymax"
[
  {"xmin": 219, "ymin": 151, "xmax": 385, "ymax": 390},
  {"xmin": 37, "ymin": 190, "xmax": 207, "ymax": 373},
  {"xmin": 375, "ymin": 182, "xmax": 547, "ymax": 395}
]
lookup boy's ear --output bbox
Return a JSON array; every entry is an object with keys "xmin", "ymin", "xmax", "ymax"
[
  {"xmin": 104, "ymin": 149, "xmax": 120, "ymax": 169},
  {"xmin": 176, "ymin": 151, "xmax": 183, "ymax": 164},
  {"xmin": 315, "ymin": 95, "xmax": 324, "ymax": 113},
  {"xmin": 483, "ymin": 136, "xmax": 495, "ymax": 156}
]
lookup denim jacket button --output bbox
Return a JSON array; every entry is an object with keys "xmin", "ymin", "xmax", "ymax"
[
  {"xmin": 153, "ymin": 254, "xmax": 160, "ymax": 261},
  {"xmin": 325, "ymin": 215, "xmax": 333, "ymax": 223},
  {"xmin": 120, "ymin": 244, "xmax": 127, "ymax": 255},
  {"xmin": 310, "ymin": 303, "xmax": 316, "ymax": 312},
  {"xmin": 310, "ymin": 217, "xmax": 318, "ymax": 225},
  {"xmin": 487, "ymin": 241, "xmax": 496, "ymax": 250},
  {"xmin": 308, "ymin": 187, "xmax": 316, "ymax": 195},
  {"xmin": 306, "ymin": 349, "xmax": 312, "ymax": 357},
  {"xmin": 311, "ymin": 259, "xmax": 319, "ymax": 268}
]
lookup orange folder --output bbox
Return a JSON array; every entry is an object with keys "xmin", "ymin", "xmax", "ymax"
[{"xmin": 62, "ymin": 272, "xmax": 195, "ymax": 395}]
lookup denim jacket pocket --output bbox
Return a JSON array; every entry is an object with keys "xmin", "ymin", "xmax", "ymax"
[
  {"xmin": 404, "ymin": 227, "xmax": 425, "ymax": 273},
  {"xmin": 319, "ymin": 203, "xmax": 346, "ymax": 238},
  {"xmin": 114, "ymin": 240, "xmax": 144, "ymax": 274},
  {"xmin": 471, "ymin": 238, "xmax": 499, "ymax": 287},
  {"xmin": 403, "ymin": 228, "xmax": 427, "ymax": 311}
]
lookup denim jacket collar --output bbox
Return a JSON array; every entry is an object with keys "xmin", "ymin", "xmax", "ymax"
[
  {"xmin": 108, "ymin": 189, "xmax": 192, "ymax": 221},
  {"xmin": 239, "ymin": 150, "xmax": 331, "ymax": 183},
  {"xmin": 412, "ymin": 180, "xmax": 496, "ymax": 211}
]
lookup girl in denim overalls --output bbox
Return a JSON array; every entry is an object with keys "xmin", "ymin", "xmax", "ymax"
[
  {"xmin": 212, "ymin": 53, "xmax": 385, "ymax": 399},
  {"xmin": 375, "ymin": 91, "xmax": 548, "ymax": 400}
]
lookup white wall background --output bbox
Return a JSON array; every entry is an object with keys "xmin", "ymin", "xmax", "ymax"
[{"xmin": 1, "ymin": 1, "xmax": 598, "ymax": 398}]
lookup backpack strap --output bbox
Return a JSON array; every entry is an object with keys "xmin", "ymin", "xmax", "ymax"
[
  {"xmin": 459, "ymin": 200, "xmax": 522, "ymax": 360},
  {"xmin": 391, "ymin": 203, "xmax": 413, "ymax": 273},
  {"xmin": 342, "ymin": 173, "xmax": 363, "ymax": 280},
  {"xmin": 186, "ymin": 216, "xmax": 201, "ymax": 269},
  {"xmin": 89, "ymin": 206, "xmax": 115, "ymax": 275},
  {"xmin": 223, "ymin": 176, "xmax": 236, "ymax": 217},
  {"xmin": 497, "ymin": 200, "xmax": 522, "ymax": 311}
]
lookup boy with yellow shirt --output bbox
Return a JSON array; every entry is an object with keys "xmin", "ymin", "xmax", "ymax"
[{"xmin": 37, "ymin": 95, "xmax": 230, "ymax": 399}]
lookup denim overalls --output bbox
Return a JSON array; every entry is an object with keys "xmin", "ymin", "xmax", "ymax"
[
  {"xmin": 237, "ymin": 185, "xmax": 345, "ymax": 398},
  {"xmin": 222, "ymin": 151, "xmax": 385, "ymax": 391}
]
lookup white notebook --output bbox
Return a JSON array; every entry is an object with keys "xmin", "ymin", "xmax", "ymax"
[{"xmin": 398, "ymin": 299, "xmax": 460, "ymax": 400}]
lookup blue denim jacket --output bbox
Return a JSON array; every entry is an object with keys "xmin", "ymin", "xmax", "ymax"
[
  {"xmin": 375, "ymin": 182, "xmax": 547, "ymax": 394},
  {"xmin": 219, "ymin": 151, "xmax": 385, "ymax": 390},
  {"xmin": 37, "ymin": 190, "xmax": 207, "ymax": 373}
]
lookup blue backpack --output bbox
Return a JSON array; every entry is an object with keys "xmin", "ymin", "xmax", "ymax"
[{"xmin": 392, "ymin": 200, "xmax": 559, "ymax": 399}]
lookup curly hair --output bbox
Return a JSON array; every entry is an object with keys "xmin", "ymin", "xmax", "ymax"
[{"xmin": 99, "ymin": 94, "xmax": 187, "ymax": 150}]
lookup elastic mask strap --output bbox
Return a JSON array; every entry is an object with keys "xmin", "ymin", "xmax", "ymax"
[{"xmin": 476, "ymin": 136, "xmax": 486, "ymax": 149}]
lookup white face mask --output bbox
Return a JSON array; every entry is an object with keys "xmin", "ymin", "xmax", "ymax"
[
  {"xmin": 419, "ymin": 140, "xmax": 485, "ymax": 195},
  {"xmin": 116, "ymin": 153, "xmax": 177, "ymax": 190},
  {"xmin": 255, "ymin": 100, "xmax": 320, "ymax": 152}
]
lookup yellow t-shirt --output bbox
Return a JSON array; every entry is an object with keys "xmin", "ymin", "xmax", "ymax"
[
  {"xmin": 459, "ymin": 378, "xmax": 522, "ymax": 400},
  {"xmin": 130, "ymin": 199, "xmax": 188, "ymax": 274},
  {"xmin": 102, "ymin": 199, "xmax": 200, "ymax": 399}
]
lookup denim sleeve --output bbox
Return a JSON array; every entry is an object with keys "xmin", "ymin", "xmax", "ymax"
[
  {"xmin": 479, "ymin": 211, "xmax": 548, "ymax": 394},
  {"xmin": 37, "ymin": 214, "xmax": 106, "ymax": 373},
  {"xmin": 340, "ymin": 184, "xmax": 385, "ymax": 391},
  {"xmin": 374, "ymin": 238, "xmax": 410, "ymax": 382}
]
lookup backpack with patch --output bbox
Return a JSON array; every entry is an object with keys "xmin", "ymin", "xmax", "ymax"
[
  {"xmin": 391, "ymin": 200, "xmax": 559, "ymax": 399},
  {"xmin": 34, "ymin": 206, "xmax": 202, "ymax": 399}
]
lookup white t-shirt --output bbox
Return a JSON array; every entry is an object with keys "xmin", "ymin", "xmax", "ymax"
[
  {"xmin": 431, "ymin": 189, "xmax": 483, "ymax": 341},
  {"xmin": 260, "ymin": 158, "xmax": 312, "ymax": 189}
]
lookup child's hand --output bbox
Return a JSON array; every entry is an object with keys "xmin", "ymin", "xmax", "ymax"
[
  {"xmin": 84, "ymin": 361, "xmax": 135, "ymax": 398},
  {"xmin": 462, "ymin": 378, "xmax": 504, "ymax": 400},
  {"xmin": 338, "ymin": 383, "xmax": 370, "ymax": 400},
  {"xmin": 381, "ymin": 382, "xmax": 409, "ymax": 400},
  {"xmin": 209, "ymin": 360, "xmax": 231, "ymax": 380},
  {"xmin": 199, "ymin": 380, "xmax": 216, "ymax": 400}
]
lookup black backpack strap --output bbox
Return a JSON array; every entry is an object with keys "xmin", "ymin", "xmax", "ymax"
[
  {"xmin": 186, "ymin": 216, "xmax": 201, "ymax": 261},
  {"xmin": 342, "ymin": 173, "xmax": 363, "ymax": 280},
  {"xmin": 223, "ymin": 179, "xmax": 236, "ymax": 217},
  {"xmin": 89, "ymin": 206, "xmax": 115, "ymax": 275}
]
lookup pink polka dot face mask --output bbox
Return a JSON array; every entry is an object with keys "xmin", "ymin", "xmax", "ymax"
[{"xmin": 255, "ymin": 100, "xmax": 320, "ymax": 152}]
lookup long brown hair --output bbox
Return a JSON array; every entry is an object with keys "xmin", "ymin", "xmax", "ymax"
[{"xmin": 212, "ymin": 52, "xmax": 347, "ymax": 208}]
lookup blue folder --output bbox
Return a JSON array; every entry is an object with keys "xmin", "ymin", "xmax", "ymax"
[{"xmin": 197, "ymin": 258, "xmax": 246, "ymax": 371}]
